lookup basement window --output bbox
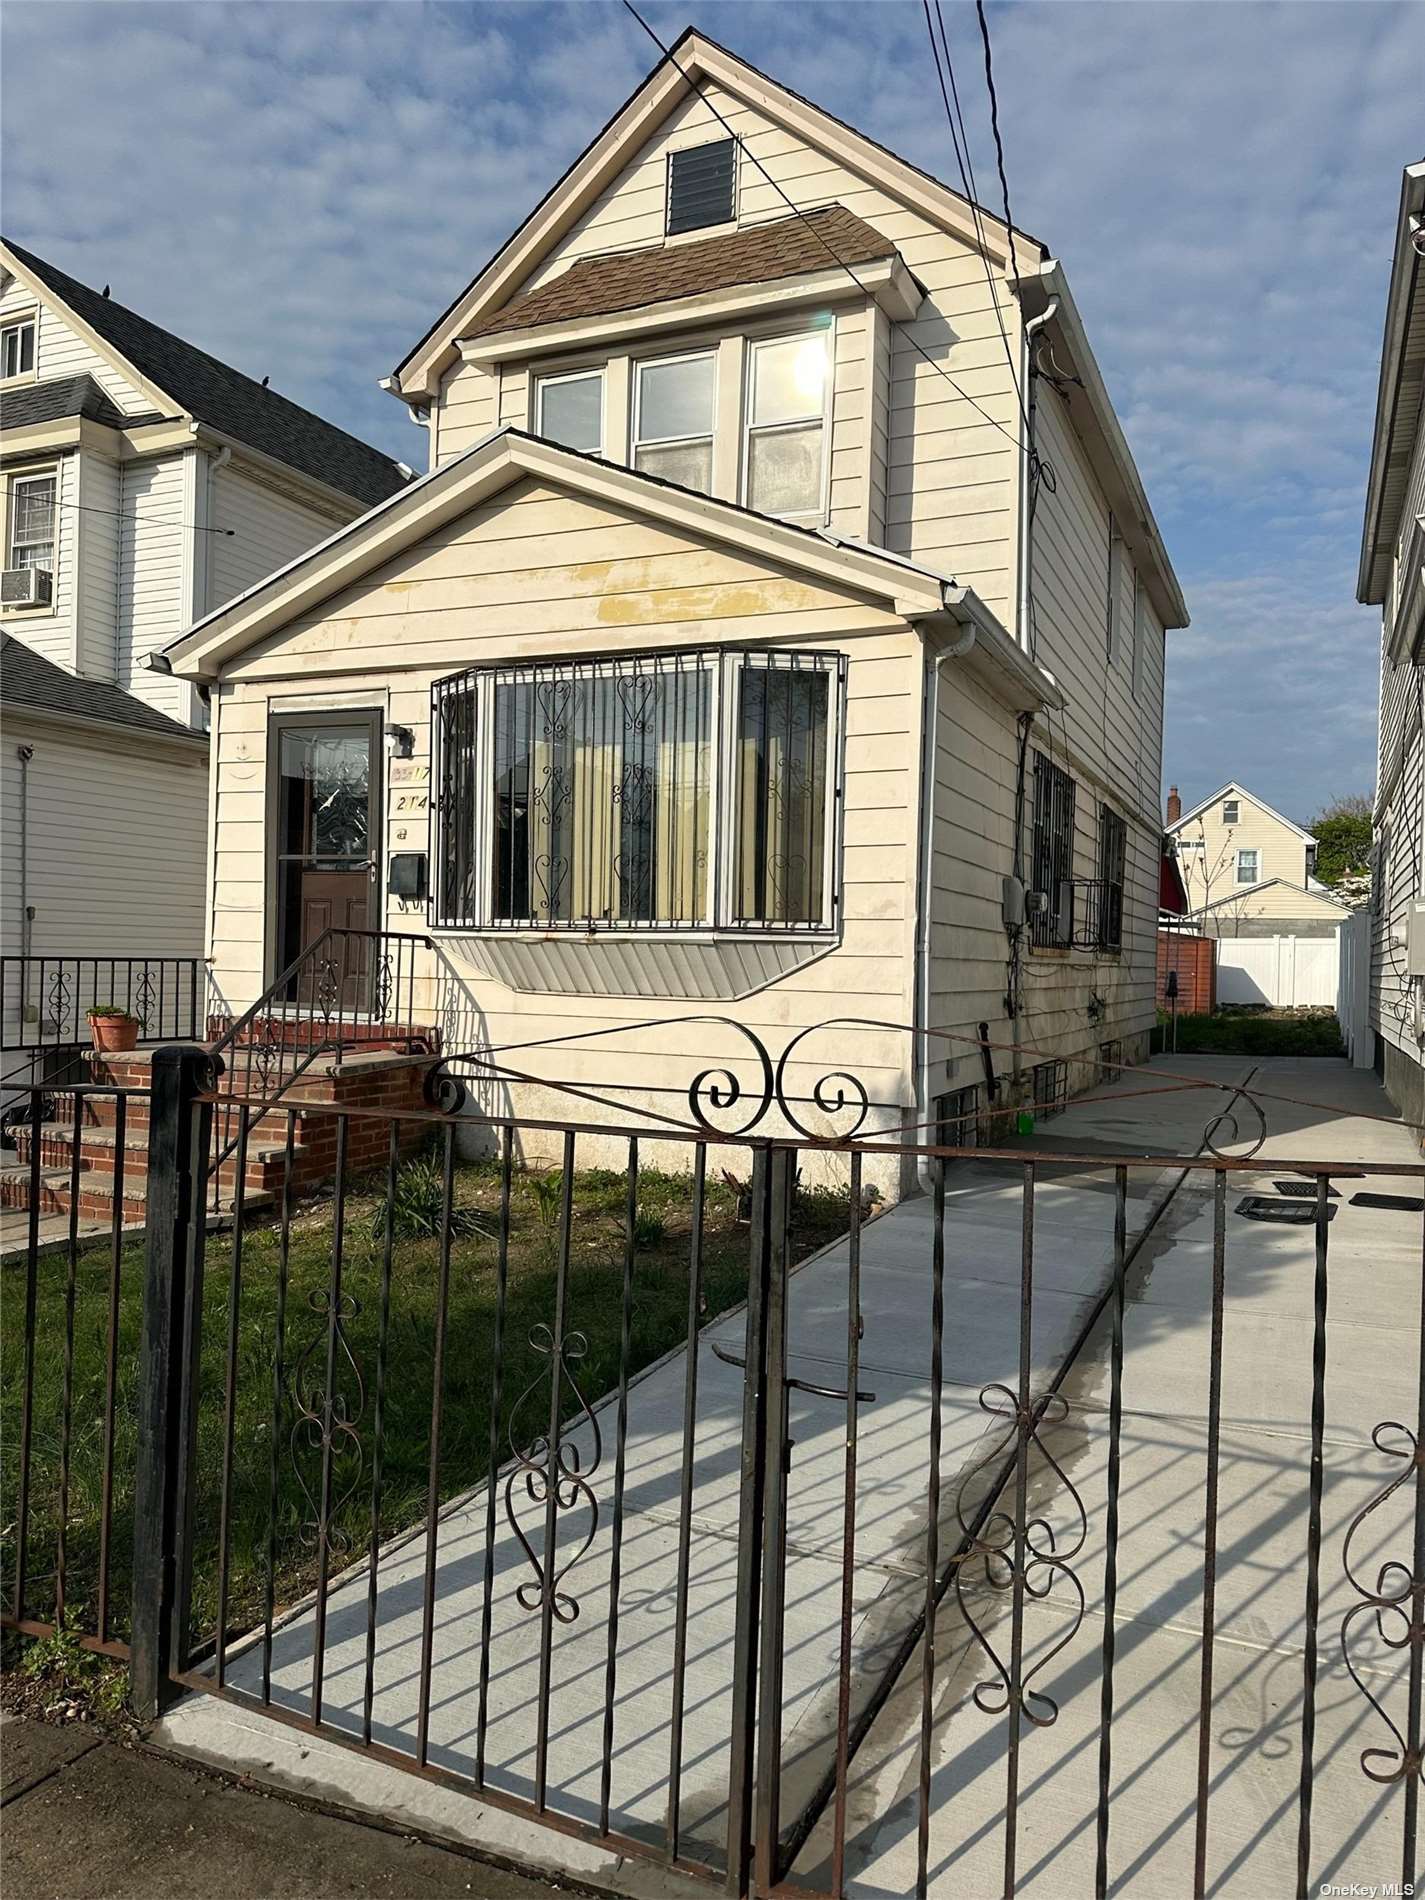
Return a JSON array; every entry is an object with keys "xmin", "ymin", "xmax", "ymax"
[
  {"xmin": 430, "ymin": 646, "xmax": 844, "ymax": 933},
  {"xmin": 666, "ymin": 138, "xmax": 737, "ymax": 236}
]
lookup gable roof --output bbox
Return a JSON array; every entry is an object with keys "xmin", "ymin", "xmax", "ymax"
[
  {"xmin": 1167, "ymin": 781, "xmax": 1315, "ymax": 844},
  {"xmin": 0, "ymin": 633, "xmax": 205, "ymax": 747},
  {"xmin": 1188, "ymin": 876, "xmax": 1349, "ymax": 918},
  {"xmin": 465, "ymin": 205, "xmax": 899, "ymax": 340},
  {"xmin": 159, "ymin": 426, "xmax": 1062, "ymax": 719},
  {"xmin": 0, "ymin": 372, "xmax": 159, "ymax": 430},
  {"xmin": 2, "ymin": 240, "xmax": 408, "ymax": 509},
  {"xmin": 393, "ymin": 27, "xmax": 1038, "ymax": 401},
  {"xmin": 1359, "ymin": 161, "xmax": 1425, "ymax": 605}
]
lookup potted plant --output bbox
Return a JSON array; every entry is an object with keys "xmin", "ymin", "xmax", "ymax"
[{"xmin": 87, "ymin": 1005, "xmax": 141, "ymax": 1054}]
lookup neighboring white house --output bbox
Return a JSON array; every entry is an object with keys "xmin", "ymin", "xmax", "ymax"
[
  {"xmin": 1164, "ymin": 779, "xmax": 1350, "ymax": 939},
  {"xmin": 0, "ymin": 240, "xmax": 409, "ymax": 1058},
  {"xmin": 160, "ymin": 29, "xmax": 1187, "ymax": 1183},
  {"xmin": 1360, "ymin": 161, "xmax": 1425, "ymax": 1122}
]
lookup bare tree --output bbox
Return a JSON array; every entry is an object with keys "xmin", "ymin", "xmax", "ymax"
[{"xmin": 1176, "ymin": 818, "xmax": 1252, "ymax": 936}]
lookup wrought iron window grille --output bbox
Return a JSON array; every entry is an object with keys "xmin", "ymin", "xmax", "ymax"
[
  {"xmin": 430, "ymin": 645, "xmax": 846, "ymax": 937},
  {"xmin": 1029, "ymin": 753, "xmax": 1076, "ymax": 950}
]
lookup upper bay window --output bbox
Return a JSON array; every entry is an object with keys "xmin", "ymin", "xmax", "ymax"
[
  {"xmin": 7, "ymin": 470, "xmax": 55, "ymax": 571},
  {"xmin": 745, "ymin": 330, "xmax": 830, "ymax": 518},
  {"xmin": 536, "ymin": 367, "xmax": 604, "ymax": 454},
  {"xmin": 431, "ymin": 647, "xmax": 842, "ymax": 934},
  {"xmin": 1, "ymin": 317, "xmax": 36, "ymax": 381},
  {"xmin": 633, "ymin": 351, "xmax": 716, "ymax": 493}
]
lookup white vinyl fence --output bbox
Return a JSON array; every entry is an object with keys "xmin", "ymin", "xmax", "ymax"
[
  {"xmin": 1336, "ymin": 910, "xmax": 1374, "ymax": 1067},
  {"xmin": 1215, "ymin": 933, "xmax": 1341, "ymax": 1009}
]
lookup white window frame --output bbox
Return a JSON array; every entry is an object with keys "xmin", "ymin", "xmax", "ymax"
[
  {"xmin": 430, "ymin": 646, "xmax": 845, "ymax": 937},
  {"xmin": 534, "ymin": 364, "xmax": 605, "ymax": 456},
  {"xmin": 5, "ymin": 466, "xmax": 58, "ymax": 604},
  {"xmin": 741, "ymin": 325, "xmax": 834, "ymax": 523},
  {"xmin": 630, "ymin": 348, "xmax": 718, "ymax": 488},
  {"xmin": 0, "ymin": 312, "xmax": 37, "ymax": 384},
  {"xmin": 1235, "ymin": 847, "xmax": 1259, "ymax": 886},
  {"xmin": 1222, "ymin": 799, "xmax": 1240, "ymax": 825}
]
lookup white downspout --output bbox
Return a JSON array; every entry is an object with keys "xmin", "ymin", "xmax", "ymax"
[
  {"xmin": 915, "ymin": 617, "xmax": 978, "ymax": 1188},
  {"xmin": 1015, "ymin": 296, "xmax": 1058, "ymax": 654}
]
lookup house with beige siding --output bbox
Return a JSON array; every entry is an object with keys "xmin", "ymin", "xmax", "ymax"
[
  {"xmin": 160, "ymin": 29, "xmax": 1186, "ymax": 1182},
  {"xmin": 0, "ymin": 241, "xmax": 407, "ymax": 1064},
  {"xmin": 1360, "ymin": 161, "xmax": 1425, "ymax": 1120},
  {"xmin": 1164, "ymin": 779, "xmax": 1349, "ymax": 938}
]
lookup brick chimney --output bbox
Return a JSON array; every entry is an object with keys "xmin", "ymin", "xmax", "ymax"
[{"xmin": 1166, "ymin": 784, "xmax": 1182, "ymax": 824}]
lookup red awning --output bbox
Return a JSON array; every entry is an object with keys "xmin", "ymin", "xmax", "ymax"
[{"xmin": 1159, "ymin": 842, "xmax": 1189, "ymax": 914}]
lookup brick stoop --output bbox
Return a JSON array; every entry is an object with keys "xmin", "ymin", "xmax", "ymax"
[{"xmin": 3, "ymin": 1036, "xmax": 440, "ymax": 1231}]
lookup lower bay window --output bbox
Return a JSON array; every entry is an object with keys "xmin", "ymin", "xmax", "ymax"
[{"xmin": 431, "ymin": 647, "xmax": 842, "ymax": 933}]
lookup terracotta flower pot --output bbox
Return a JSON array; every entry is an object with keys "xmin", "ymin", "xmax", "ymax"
[{"xmin": 89, "ymin": 1015, "xmax": 139, "ymax": 1054}]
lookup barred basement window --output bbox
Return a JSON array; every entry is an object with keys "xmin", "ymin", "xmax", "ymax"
[
  {"xmin": 1030, "ymin": 752, "xmax": 1076, "ymax": 948},
  {"xmin": 430, "ymin": 647, "xmax": 844, "ymax": 933},
  {"xmin": 1098, "ymin": 806, "xmax": 1127, "ymax": 949}
]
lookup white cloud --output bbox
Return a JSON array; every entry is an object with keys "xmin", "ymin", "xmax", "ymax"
[{"xmin": 1, "ymin": 0, "xmax": 1414, "ymax": 818}]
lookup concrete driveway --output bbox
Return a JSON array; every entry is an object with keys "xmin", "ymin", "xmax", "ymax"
[{"xmin": 158, "ymin": 1055, "xmax": 1425, "ymax": 1900}]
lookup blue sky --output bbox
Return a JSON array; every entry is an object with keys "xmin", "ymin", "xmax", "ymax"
[{"xmin": 3, "ymin": 0, "xmax": 1420, "ymax": 823}]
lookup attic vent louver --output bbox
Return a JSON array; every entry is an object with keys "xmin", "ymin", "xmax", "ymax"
[{"xmin": 667, "ymin": 139, "xmax": 736, "ymax": 236}]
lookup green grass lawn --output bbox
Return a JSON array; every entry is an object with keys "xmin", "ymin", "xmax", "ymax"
[
  {"xmin": 2, "ymin": 1147, "xmax": 857, "ymax": 1661},
  {"xmin": 1154, "ymin": 1008, "xmax": 1346, "ymax": 1057}
]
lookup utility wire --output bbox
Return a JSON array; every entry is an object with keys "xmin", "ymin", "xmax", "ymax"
[
  {"xmin": 619, "ymin": 0, "xmax": 1029, "ymax": 456},
  {"xmin": 51, "ymin": 499, "xmax": 235, "ymax": 535},
  {"xmin": 975, "ymin": 0, "xmax": 1020, "ymax": 284},
  {"xmin": 922, "ymin": 0, "xmax": 1029, "ymax": 440}
]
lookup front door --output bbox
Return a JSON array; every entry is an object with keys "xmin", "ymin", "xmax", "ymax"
[{"xmin": 270, "ymin": 713, "xmax": 381, "ymax": 1008}]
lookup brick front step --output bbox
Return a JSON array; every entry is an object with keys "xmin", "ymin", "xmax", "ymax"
[{"xmin": 4, "ymin": 1040, "xmax": 440, "ymax": 1230}]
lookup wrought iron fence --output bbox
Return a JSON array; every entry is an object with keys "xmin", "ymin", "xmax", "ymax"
[
  {"xmin": 2, "ymin": 1030, "xmax": 1423, "ymax": 1900},
  {"xmin": 0, "ymin": 954, "xmax": 206, "ymax": 1053}
]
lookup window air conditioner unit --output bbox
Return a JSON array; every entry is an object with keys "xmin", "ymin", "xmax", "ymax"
[
  {"xmin": 2, "ymin": 567, "xmax": 52, "ymax": 607},
  {"xmin": 1051, "ymin": 879, "xmax": 1075, "ymax": 947}
]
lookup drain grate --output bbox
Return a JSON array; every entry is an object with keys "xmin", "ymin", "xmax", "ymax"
[
  {"xmin": 1236, "ymin": 1195, "xmax": 1337, "ymax": 1224},
  {"xmin": 1272, "ymin": 1181, "xmax": 1340, "ymax": 1200},
  {"xmin": 1349, "ymin": 1192, "xmax": 1425, "ymax": 1213}
]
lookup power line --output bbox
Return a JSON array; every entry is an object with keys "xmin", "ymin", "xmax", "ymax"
[
  {"xmin": 922, "ymin": 0, "xmax": 1029, "ymax": 438},
  {"xmin": 618, "ymin": 0, "xmax": 1029, "ymax": 457},
  {"xmin": 53, "ymin": 499, "xmax": 235, "ymax": 535},
  {"xmin": 975, "ymin": 0, "xmax": 1020, "ymax": 280}
]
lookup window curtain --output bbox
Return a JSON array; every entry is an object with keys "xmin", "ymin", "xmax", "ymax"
[{"xmin": 736, "ymin": 664, "xmax": 829, "ymax": 925}]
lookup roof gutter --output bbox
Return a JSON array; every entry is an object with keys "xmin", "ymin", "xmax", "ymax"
[
  {"xmin": 1358, "ymin": 162, "xmax": 1425, "ymax": 604},
  {"xmin": 1022, "ymin": 261, "xmax": 1189, "ymax": 631}
]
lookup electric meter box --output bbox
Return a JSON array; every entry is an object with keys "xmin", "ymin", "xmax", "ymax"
[{"xmin": 1407, "ymin": 901, "xmax": 1425, "ymax": 976}]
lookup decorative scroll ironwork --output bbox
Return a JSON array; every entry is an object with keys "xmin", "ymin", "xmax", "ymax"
[
  {"xmin": 1340, "ymin": 1420, "xmax": 1425, "ymax": 1785},
  {"xmin": 953, "ymin": 1384, "xmax": 1088, "ymax": 1727},
  {"xmin": 45, "ymin": 966, "xmax": 72, "ymax": 1038},
  {"xmin": 288, "ymin": 1286, "xmax": 367, "ymax": 1557},
  {"xmin": 504, "ymin": 1324, "xmax": 603, "ymax": 1622}
]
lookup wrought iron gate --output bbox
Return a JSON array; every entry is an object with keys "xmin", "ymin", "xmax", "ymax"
[{"xmin": 3, "ymin": 1033, "xmax": 1424, "ymax": 1899}]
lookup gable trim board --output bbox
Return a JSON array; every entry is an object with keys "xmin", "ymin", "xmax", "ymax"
[
  {"xmin": 386, "ymin": 31, "xmax": 1184, "ymax": 634},
  {"xmin": 1, "ymin": 239, "xmax": 407, "ymax": 513},
  {"xmin": 1186, "ymin": 878, "xmax": 1351, "ymax": 921},
  {"xmin": 1359, "ymin": 161, "xmax": 1425, "ymax": 605},
  {"xmin": 1167, "ymin": 781, "xmax": 1316, "ymax": 844},
  {"xmin": 160, "ymin": 426, "xmax": 1063, "ymax": 718},
  {"xmin": 393, "ymin": 29, "xmax": 1036, "ymax": 403}
]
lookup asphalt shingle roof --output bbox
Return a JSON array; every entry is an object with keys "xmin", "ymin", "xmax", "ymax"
[
  {"xmin": 0, "ymin": 373, "xmax": 162, "ymax": 431},
  {"xmin": 0, "ymin": 633, "xmax": 206, "ymax": 745},
  {"xmin": 4, "ymin": 241, "xmax": 408, "ymax": 508},
  {"xmin": 466, "ymin": 205, "xmax": 900, "ymax": 339}
]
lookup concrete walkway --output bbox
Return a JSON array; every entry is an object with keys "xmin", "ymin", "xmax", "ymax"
[{"xmin": 158, "ymin": 1057, "xmax": 1425, "ymax": 1898}]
